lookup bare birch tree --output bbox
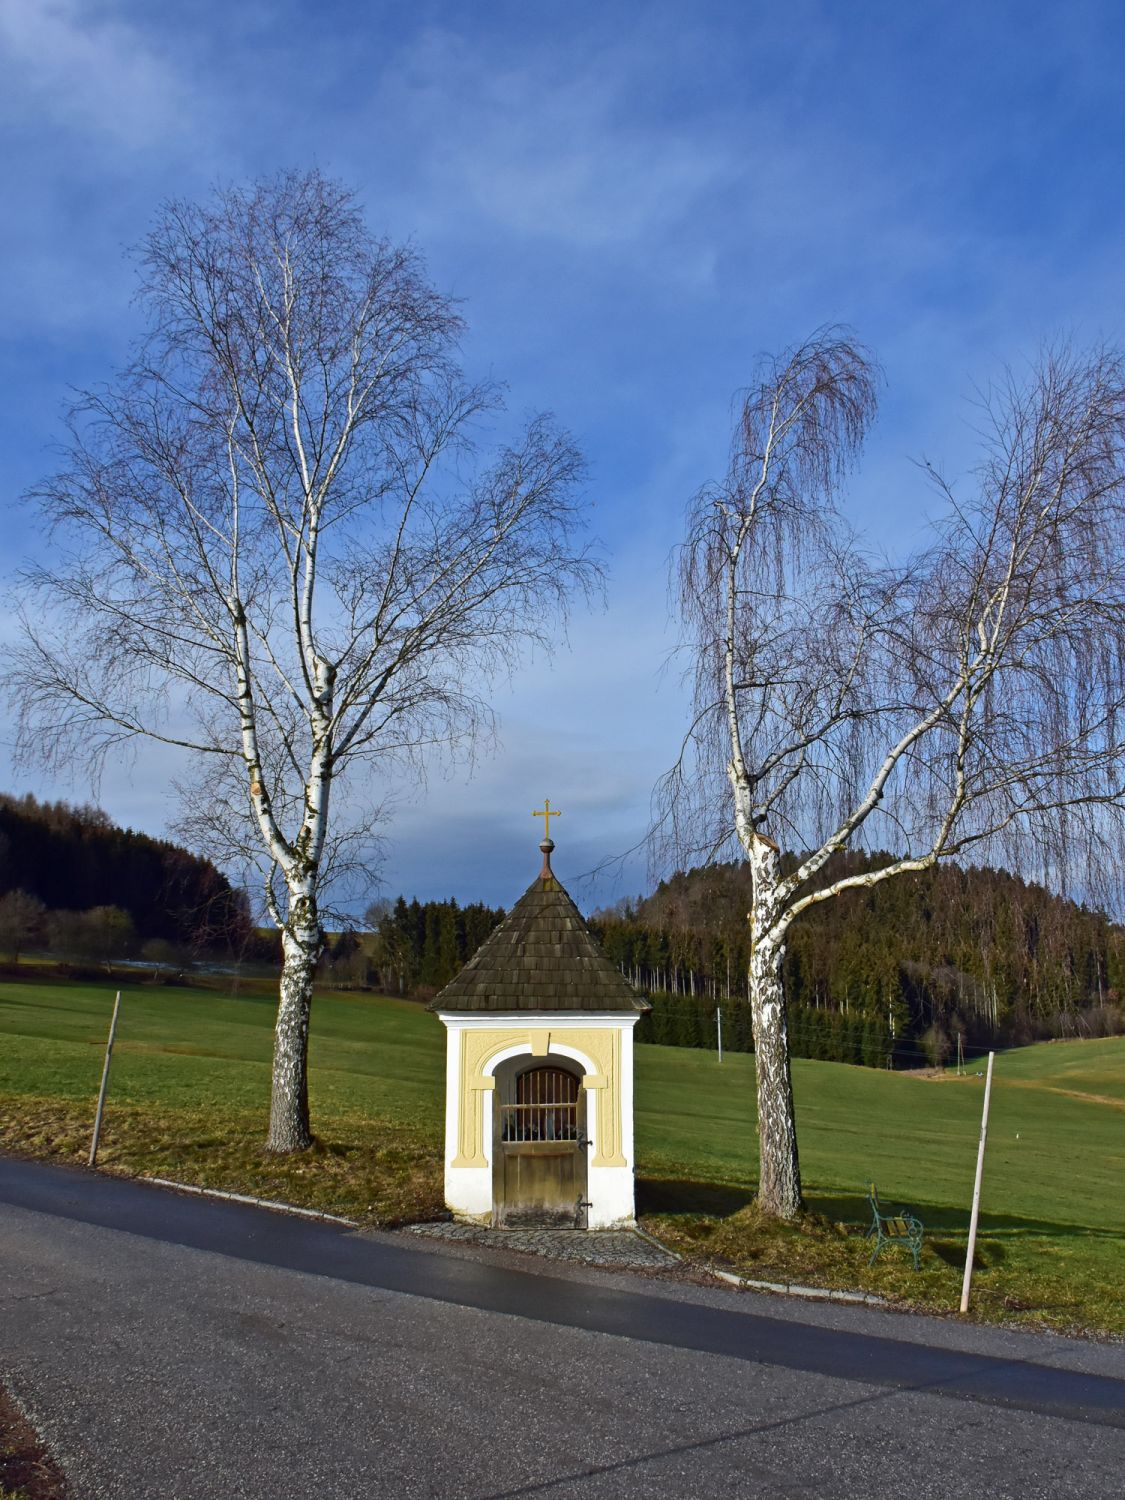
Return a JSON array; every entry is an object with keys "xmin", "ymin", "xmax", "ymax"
[
  {"xmin": 9, "ymin": 171, "xmax": 597, "ymax": 1153},
  {"xmin": 660, "ymin": 329, "xmax": 1125, "ymax": 1217}
]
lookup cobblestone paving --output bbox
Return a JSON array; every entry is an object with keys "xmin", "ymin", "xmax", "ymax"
[{"xmin": 407, "ymin": 1221, "xmax": 681, "ymax": 1268}]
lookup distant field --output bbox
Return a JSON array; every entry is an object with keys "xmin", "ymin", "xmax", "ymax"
[{"xmin": 0, "ymin": 975, "xmax": 1121, "ymax": 1333}]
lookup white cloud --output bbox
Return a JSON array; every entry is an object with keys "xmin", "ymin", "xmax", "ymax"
[
  {"xmin": 0, "ymin": 0, "xmax": 186, "ymax": 147},
  {"xmin": 366, "ymin": 25, "xmax": 739, "ymax": 256}
]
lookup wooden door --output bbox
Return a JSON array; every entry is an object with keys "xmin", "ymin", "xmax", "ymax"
[{"xmin": 494, "ymin": 1065, "xmax": 588, "ymax": 1229}]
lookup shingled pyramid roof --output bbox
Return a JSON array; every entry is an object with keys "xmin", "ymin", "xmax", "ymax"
[{"xmin": 430, "ymin": 842, "xmax": 649, "ymax": 1014}]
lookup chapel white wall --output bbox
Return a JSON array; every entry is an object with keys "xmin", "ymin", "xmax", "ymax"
[{"xmin": 438, "ymin": 1012, "xmax": 640, "ymax": 1229}]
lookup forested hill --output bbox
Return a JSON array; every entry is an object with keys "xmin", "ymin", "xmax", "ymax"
[
  {"xmin": 0, "ymin": 793, "xmax": 248, "ymax": 949},
  {"xmin": 591, "ymin": 852, "xmax": 1124, "ymax": 1061}
]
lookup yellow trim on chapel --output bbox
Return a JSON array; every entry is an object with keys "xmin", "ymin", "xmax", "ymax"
[{"xmin": 451, "ymin": 1026, "xmax": 626, "ymax": 1169}]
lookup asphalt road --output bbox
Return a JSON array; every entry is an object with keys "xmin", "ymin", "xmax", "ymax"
[{"xmin": 1, "ymin": 1157, "xmax": 1122, "ymax": 1498}]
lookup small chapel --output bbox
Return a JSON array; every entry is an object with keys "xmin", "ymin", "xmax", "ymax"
[{"xmin": 430, "ymin": 802, "xmax": 650, "ymax": 1230}]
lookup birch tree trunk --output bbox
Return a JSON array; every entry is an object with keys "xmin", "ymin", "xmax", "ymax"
[
  {"xmin": 747, "ymin": 835, "xmax": 802, "ymax": 1218},
  {"xmin": 267, "ymin": 879, "xmax": 323, "ymax": 1152}
]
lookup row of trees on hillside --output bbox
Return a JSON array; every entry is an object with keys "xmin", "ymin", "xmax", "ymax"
[
  {"xmin": 0, "ymin": 794, "xmax": 250, "ymax": 952},
  {"xmin": 593, "ymin": 852, "xmax": 1123, "ymax": 1063},
  {"xmin": 636, "ymin": 995, "xmax": 899, "ymax": 1069},
  {"xmin": 232, "ymin": 896, "xmax": 506, "ymax": 992}
]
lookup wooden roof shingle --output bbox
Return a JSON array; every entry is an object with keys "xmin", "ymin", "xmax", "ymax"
[{"xmin": 429, "ymin": 853, "xmax": 649, "ymax": 1014}]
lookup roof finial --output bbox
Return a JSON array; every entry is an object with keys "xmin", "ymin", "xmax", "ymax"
[
  {"xmin": 533, "ymin": 798, "xmax": 561, "ymax": 877},
  {"xmin": 533, "ymin": 798, "xmax": 561, "ymax": 841}
]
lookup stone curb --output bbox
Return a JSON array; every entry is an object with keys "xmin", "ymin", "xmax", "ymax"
[
  {"xmin": 709, "ymin": 1265, "xmax": 888, "ymax": 1305},
  {"xmin": 141, "ymin": 1176, "xmax": 359, "ymax": 1226},
  {"xmin": 633, "ymin": 1223, "xmax": 683, "ymax": 1261}
]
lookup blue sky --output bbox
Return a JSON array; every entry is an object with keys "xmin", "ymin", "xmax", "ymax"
[{"xmin": 2, "ymin": 0, "xmax": 1125, "ymax": 909}]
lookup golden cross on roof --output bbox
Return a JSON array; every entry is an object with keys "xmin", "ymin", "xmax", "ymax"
[{"xmin": 533, "ymin": 798, "xmax": 562, "ymax": 841}]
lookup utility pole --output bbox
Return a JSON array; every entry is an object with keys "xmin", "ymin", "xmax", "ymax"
[
  {"xmin": 716, "ymin": 1006, "xmax": 723, "ymax": 1064},
  {"xmin": 960, "ymin": 1050, "xmax": 995, "ymax": 1314}
]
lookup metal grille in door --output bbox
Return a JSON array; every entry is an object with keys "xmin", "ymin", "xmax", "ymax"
[{"xmin": 501, "ymin": 1066, "xmax": 579, "ymax": 1142}]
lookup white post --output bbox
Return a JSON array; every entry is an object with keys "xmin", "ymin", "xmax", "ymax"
[
  {"xmin": 716, "ymin": 1006, "xmax": 723, "ymax": 1064},
  {"xmin": 959, "ymin": 1050, "xmax": 995, "ymax": 1314},
  {"xmin": 89, "ymin": 990, "xmax": 122, "ymax": 1167}
]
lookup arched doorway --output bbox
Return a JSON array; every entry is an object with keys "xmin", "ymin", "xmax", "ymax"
[{"xmin": 492, "ymin": 1057, "xmax": 589, "ymax": 1228}]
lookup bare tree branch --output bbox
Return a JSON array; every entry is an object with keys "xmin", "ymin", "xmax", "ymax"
[
  {"xmin": 7, "ymin": 170, "xmax": 600, "ymax": 1153},
  {"xmin": 657, "ymin": 332, "xmax": 1125, "ymax": 1218}
]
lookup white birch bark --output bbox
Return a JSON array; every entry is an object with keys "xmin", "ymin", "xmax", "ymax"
[
  {"xmin": 269, "ymin": 877, "xmax": 321, "ymax": 1152},
  {"xmin": 745, "ymin": 830, "xmax": 801, "ymax": 1216}
]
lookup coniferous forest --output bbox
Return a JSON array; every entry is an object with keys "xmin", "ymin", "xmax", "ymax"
[
  {"xmin": 360, "ymin": 897, "xmax": 508, "ymax": 996},
  {"xmin": 590, "ymin": 852, "xmax": 1125, "ymax": 1067},
  {"xmin": 0, "ymin": 794, "xmax": 250, "ymax": 957}
]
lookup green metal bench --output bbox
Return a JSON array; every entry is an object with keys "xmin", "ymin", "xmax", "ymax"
[{"xmin": 864, "ymin": 1183, "xmax": 923, "ymax": 1270}]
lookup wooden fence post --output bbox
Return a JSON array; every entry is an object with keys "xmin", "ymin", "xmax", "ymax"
[
  {"xmin": 959, "ymin": 1050, "xmax": 995, "ymax": 1314},
  {"xmin": 88, "ymin": 990, "xmax": 122, "ymax": 1167}
]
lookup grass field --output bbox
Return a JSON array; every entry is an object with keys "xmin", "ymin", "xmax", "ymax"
[{"xmin": 0, "ymin": 973, "xmax": 1122, "ymax": 1336}]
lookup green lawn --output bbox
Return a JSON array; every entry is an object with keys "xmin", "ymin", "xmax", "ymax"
[
  {"xmin": 0, "ymin": 974, "xmax": 1121, "ymax": 1335},
  {"xmin": 635, "ymin": 1039, "xmax": 1124, "ymax": 1333},
  {"xmin": 0, "ymin": 977, "xmax": 448, "ymax": 1224},
  {"xmin": 637, "ymin": 1039, "xmax": 1125, "ymax": 1230}
]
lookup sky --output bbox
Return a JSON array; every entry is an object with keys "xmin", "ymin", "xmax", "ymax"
[{"xmin": 2, "ymin": 0, "xmax": 1125, "ymax": 911}]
